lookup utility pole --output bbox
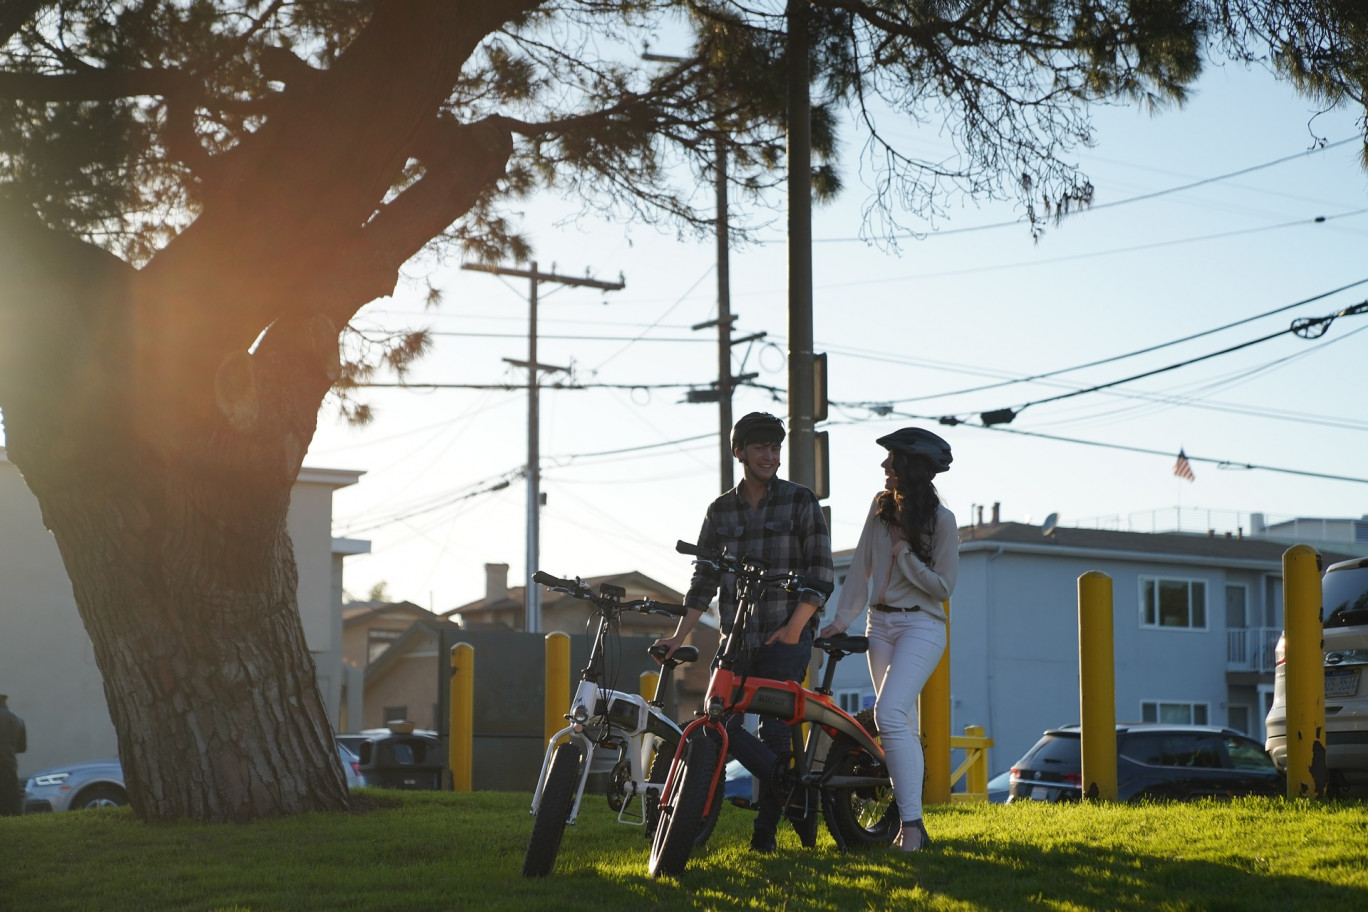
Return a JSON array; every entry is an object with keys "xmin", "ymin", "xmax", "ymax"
[
  {"xmin": 644, "ymin": 53, "xmax": 740, "ymax": 495},
  {"xmin": 461, "ymin": 261, "xmax": 625, "ymax": 633},
  {"xmin": 786, "ymin": 0, "xmax": 816, "ymax": 491}
]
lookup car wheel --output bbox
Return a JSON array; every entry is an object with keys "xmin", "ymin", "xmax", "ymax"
[{"xmin": 73, "ymin": 785, "xmax": 127, "ymax": 810}]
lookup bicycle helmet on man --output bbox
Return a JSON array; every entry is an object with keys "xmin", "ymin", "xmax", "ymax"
[
  {"xmin": 731, "ymin": 412, "xmax": 786, "ymax": 451},
  {"xmin": 876, "ymin": 427, "xmax": 953, "ymax": 474}
]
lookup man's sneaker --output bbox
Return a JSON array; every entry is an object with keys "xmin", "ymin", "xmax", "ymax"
[{"xmin": 750, "ymin": 826, "xmax": 778, "ymax": 853}]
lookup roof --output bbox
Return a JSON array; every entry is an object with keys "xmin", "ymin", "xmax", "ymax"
[
  {"xmin": 956, "ymin": 521, "xmax": 1359, "ymax": 567},
  {"xmin": 342, "ymin": 600, "xmax": 435, "ymax": 626}
]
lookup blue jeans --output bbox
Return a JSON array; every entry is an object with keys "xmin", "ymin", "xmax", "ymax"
[{"xmin": 724, "ymin": 628, "xmax": 813, "ymax": 833}]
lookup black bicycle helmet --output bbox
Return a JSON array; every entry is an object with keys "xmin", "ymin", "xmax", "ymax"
[
  {"xmin": 731, "ymin": 412, "xmax": 786, "ymax": 450},
  {"xmin": 876, "ymin": 427, "xmax": 953, "ymax": 473}
]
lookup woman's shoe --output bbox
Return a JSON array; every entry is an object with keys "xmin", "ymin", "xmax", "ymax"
[{"xmin": 895, "ymin": 818, "xmax": 932, "ymax": 852}]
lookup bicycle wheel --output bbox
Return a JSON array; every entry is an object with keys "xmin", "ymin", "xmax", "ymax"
[
  {"xmin": 522, "ymin": 741, "xmax": 583, "ymax": 877},
  {"xmin": 644, "ymin": 739, "xmax": 673, "ymax": 839},
  {"xmin": 648, "ymin": 730, "xmax": 720, "ymax": 878},
  {"xmin": 821, "ymin": 734, "xmax": 898, "ymax": 849},
  {"xmin": 647, "ymin": 733, "xmax": 722, "ymax": 847}
]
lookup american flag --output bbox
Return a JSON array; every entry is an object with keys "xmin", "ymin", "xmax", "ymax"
[{"xmin": 1173, "ymin": 449, "xmax": 1195, "ymax": 483}]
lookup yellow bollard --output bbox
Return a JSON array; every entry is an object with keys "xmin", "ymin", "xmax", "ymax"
[
  {"xmin": 921, "ymin": 599, "xmax": 952, "ymax": 805},
  {"xmin": 545, "ymin": 632, "xmax": 571, "ymax": 747},
  {"xmin": 449, "ymin": 642, "xmax": 474, "ymax": 792},
  {"xmin": 964, "ymin": 724, "xmax": 989, "ymax": 798},
  {"xmin": 1284, "ymin": 544, "xmax": 1326, "ymax": 799},
  {"xmin": 640, "ymin": 669, "xmax": 660, "ymax": 703},
  {"xmin": 1078, "ymin": 572, "xmax": 1117, "ymax": 801}
]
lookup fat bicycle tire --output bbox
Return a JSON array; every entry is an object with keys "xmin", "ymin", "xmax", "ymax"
[
  {"xmin": 820, "ymin": 733, "xmax": 898, "ymax": 849},
  {"xmin": 648, "ymin": 730, "xmax": 720, "ymax": 877},
  {"xmin": 647, "ymin": 733, "xmax": 722, "ymax": 847},
  {"xmin": 522, "ymin": 741, "xmax": 583, "ymax": 877}
]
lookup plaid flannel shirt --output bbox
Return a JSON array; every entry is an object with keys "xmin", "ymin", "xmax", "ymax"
[{"xmin": 684, "ymin": 476, "xmax": 834, "ymax": 643}]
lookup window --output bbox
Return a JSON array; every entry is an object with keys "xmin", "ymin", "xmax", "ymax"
[
  {"xmin": 1225, "ymin": 585, "xmax": 1247, "ymax": 629},
  {"xmin": 836, "ymin": 690, "xmax": 864, "ymax": 714},
  {"xmin": 367, "ymin": 629, "xmax": 403, "ymax": 665},
  {"xmin": 1140, "ymin": 700, "xmax": 1208, "ymax": 725},
  {"xmin": 1140, "ymin": 577, "xmax": 1207, "ymax": 629}
]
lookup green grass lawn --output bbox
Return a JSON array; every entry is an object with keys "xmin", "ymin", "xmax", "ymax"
[{"xmin": 3, "ymin": 791, "xmax": 1367, "ymax": 911}]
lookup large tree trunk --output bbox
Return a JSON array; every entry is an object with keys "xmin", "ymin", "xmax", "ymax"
[
  {"xmin": 0, "ymin": 208, "xmax": 352, "ymax": 821},
  {"xmin": 29, "ymin": 453, "xmax": 349, "ymax": 821},
  {"xmin": 0, "ymin": 0, "xmax": 520, "ymax": 822}
]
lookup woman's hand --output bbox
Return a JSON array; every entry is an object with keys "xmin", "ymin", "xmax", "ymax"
[{"xmin": 818, "ymin": 623, "xmax": 844, "ymax": 639}]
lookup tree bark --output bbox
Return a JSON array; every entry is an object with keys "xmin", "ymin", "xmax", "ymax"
[{"xmin": 0, "ymin": 0, "xmax": 523, "ymax": 822}]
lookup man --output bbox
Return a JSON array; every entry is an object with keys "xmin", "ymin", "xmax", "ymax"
[
  {"xmin": 653, "ymin": 411, "xmax": 834, "ymax": 853},
  {"xmin": 0, "ymin": 693, "xmax": 27, "ymax": 816}
]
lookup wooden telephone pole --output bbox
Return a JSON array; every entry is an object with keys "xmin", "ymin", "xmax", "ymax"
[{"xmin": 461, "ymin": 261, "xmax": 625, "ymax": 632}]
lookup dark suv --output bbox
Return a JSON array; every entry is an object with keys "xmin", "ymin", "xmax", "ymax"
[
  {"xmin": 1009, "ymin": 723, "xmax": 1282, "ymax": 803},
  {"xmin": 1265, "ymin": 555, "xmax": 1368, "ymax": 796}
]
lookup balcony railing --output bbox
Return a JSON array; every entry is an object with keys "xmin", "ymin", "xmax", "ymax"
[{"xmin": 1226, "ymin": 627, "xmax": 1280, "ymax": 674}]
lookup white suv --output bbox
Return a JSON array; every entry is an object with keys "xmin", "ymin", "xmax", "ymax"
[{"xmin": 1265, "ymin": 556, "xmax": 1368, "ymax": 796}]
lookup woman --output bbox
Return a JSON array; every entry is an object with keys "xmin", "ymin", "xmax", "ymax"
[{"xmin": 820, "ymin": 427, "xmax": 957, "ymax": 852}]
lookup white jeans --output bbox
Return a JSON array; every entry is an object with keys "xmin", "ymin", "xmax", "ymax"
[{"xmin": 866, "ymin": 608, "xmax": 947, "ymax": 823}]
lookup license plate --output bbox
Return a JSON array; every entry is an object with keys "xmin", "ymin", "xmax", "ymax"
[
  {"xmin": 1326, "ymin": 668, "xmax": 1360, "ymax": 698},
  {"xmin": 1031, "ymin": 786, "xmax": 1049, "ymax": 801}
]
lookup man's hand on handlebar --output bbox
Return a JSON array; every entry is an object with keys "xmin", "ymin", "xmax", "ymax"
[{"xmin": 818, "ymin": 622, "xmax": 845, "ymax": 640}]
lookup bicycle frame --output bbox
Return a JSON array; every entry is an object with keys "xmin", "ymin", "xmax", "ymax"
[
  {"xmin": 658, "ymin": 543, "xmax": 890, "ymax": 850},
  {"xmin": 527, "ymin": 573, "xmax": 695, "ymax": 828}
]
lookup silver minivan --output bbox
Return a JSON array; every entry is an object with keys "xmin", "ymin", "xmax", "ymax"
[{"xmin": 1265, "ymin": 556, "xmax": 1368, "ymax": 796}]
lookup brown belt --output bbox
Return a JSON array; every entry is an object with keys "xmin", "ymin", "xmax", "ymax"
[{"xmin": 872, "ymin": 603, "xmax": 920, "ymax": 613}]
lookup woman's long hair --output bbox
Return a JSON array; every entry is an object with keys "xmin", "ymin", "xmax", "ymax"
[{"xmin": 875, "ymin": 450, "xmax": 941, "ymax": 566}]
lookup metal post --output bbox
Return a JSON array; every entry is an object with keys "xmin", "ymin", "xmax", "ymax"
[
  {"xmin": 526, "ymin": 266, "xmax": 541, "ymax": 633},
  {"xmin": 786, "ymin": 0, "xmax": 815, "ymax": 489},
  {"xmin": 1078, "ymin": 571, "xmax": 1117, "ymax": 801},
  {"xmin": 922, "ymin": 599, "xmax": 952, "ymax": 805},
  {"xmin": 545, "ymin": 632, "xmax": 571, "ymax": 748},
  {"xmin": 1284, "ymin": 544, "xmax": 1326, "ymax": 798},
  {"xmin": 449, "ymin": 642, "xmax": 474, "ymax": 792}
]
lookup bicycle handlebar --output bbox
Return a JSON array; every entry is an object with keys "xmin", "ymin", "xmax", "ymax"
[
  {"xmin": 532, "ymin": 570, "xmax": 579, "ymax": 592},
  {"xmin": 532, "ymin": 570, "xmax": 687, "ymax": 617},
  {"xmin": 675, "ymin": 540, "xmax": 832, "ymax": 599}
]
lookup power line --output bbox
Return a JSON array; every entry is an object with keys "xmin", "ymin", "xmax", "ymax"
[
  {"xmin": 838, "ymin": 275, "xmax": 1368, "ymax": 407},
  {"xmin": 807, "ymin": 136, "xmax": 1364, "ymax": 244},
  {"xmin": 951, "ymin": 300, "xmax": 1368, "ymax": 425},
  {"xmin": 956, "ymin": 422, "xmax": 1368, "ymax": 486}
]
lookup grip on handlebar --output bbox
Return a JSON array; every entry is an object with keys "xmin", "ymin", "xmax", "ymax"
[
  {"xmin": 532, "ymin": 570, "xmax": 576, "ymax": 590},
  {"xmin": 675, "ymin": 539, "xmax": 710, "ymax": 557},
  {"xmin": 648, "ymin": 602, "xmax": 687, "ymax": 618}
]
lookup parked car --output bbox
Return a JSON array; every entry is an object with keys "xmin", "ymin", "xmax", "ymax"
[
  {"xmin": 1008, "ymin": 723, "xmax": 1283, "ymax": 803},
  {"xmin": 344, "ymin": 723, "xmax": 444, "ymax": 790},
  {"xmin": 24, "ymin": 741, "xmax": 365, "ymax": 813},
  {"xmin": 986, "ymin": 770, "xmax": 1011, "ymax": 804},
  {"xmin": 1265, "ymin": 555, "xmax": 1368, "ymax": 797},
  {"xmin": 23, "ymin": 758, "xmax": 127, "ymax": 813}
]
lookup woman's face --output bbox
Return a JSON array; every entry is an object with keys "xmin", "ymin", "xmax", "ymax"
[{"xmin": 881, "ymin": 451, "xmax": 897, "ymax": 491}]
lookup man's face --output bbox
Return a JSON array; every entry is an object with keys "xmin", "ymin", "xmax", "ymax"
[{"xmin": 736, "ymin": 440, "xmax": 782, "ymax": 483}]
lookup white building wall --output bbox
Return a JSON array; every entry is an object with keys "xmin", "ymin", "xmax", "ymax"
[{"xmin": 0, "ymin": 450, "xmax": 363, "ymax": 774}]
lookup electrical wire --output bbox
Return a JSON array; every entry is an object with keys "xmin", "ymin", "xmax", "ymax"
[{"xmin": 806, "ymin": 136, "xmax": 1364, "ymax": 244}]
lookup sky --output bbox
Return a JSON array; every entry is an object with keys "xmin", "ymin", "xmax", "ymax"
[{"xmin": 305, "ymin": 60, "xmax": 1368, "ymax": 615}]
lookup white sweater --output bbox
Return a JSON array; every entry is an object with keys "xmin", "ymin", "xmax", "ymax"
[{"xmin": 830, "ymin": 495, "xmax": 958, "ymax": 629}]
